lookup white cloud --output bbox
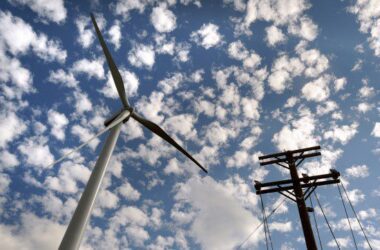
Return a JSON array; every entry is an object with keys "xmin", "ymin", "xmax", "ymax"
[
  {"xmin": 228, "ymin": 40, "xmax": 249, "ymax": 60},
  {"xmin": 72, "ymin": 58, "xmax": 105, "ymax": 79},
  {"xmin": 0, "ymin": 11, "xmax": 66, "ymax": 62},
  {"xmin": 118, "ymin": 180, "xmax": 141, "ymax": 201},
  {"xmin": 164, "ymin": 158, "xmax": 185, "ymax": 175},
  {"xmin": 345, "ymin": 189, "xmax": 365, "ymax": 206},
  {"xmin": 191, "ymin": 23, "xmax": 223, "ymax": 49},
  {"xmin": 18, "ymin": 138, "xmax": 54, "ymax": 168},
  {"xmin": 288, "ymin": 16, "xmax": 318, "ymax": 41},
  {"xmin": 108, "ymin": 21, "xmax": 122, "ymax": 50},
  {"xmin": 0, "ymin": 213, "xmax": 65, "ymax": 250},
  {"xmin": 226, "ymin": 150, "xmax": 250, "ymax": 168},
  {"xmin": 100, "ymin": 69, "xmax": 139, "ymax": 98},
  {"xmin": 301, "ymin": 75, "xmax": 330, "ymax": 102},
  {"xmin": 358, "ymin": 85, "xmax": 375, "ymax": 98},
  {"xmin": 73, "ymin": 90, "xmax": 92, "ymax": 114},
  {"xmin": 273, "ymin": 113, "xmax": 318, "ymax": 151},
  {"xmin": 334, "ymin": 77, "xmax": 347, "ymax": 92},
  {"xmin": 0, "ymin": 111, "xmax": 27, "ymax": 148},
  {"xmin": 323, "ymin": 122, "xmax": 358, "ymax": 145},
  {"xmin": 157, "ymin": 72, "xmax": 184, "ymax": 94},
  {"xmin": 241, "ymin": 97, "xmax": 260, "ymax": 120},
  {"xmin": 71, "ymin": 124, "xmax": 100, "ymax": 150},
  {"xmin": 174, "ymin": 177, "xmax": 262, "ymax": 250},
  {"xmin": 9, "ymin": 0, "xmax": 67, "ymax": 24},
  {"xmin": 349, "ymin": 0, "xmax": 380, "ymax": 56},
  {"xmin": 114, "ymin": 0, "xmax": 148, "ymax": 20},
  {"xmin": 48, "ymin": 69, "xmax": 78, "ymax": 88},
  {"xmin": 128, "ymin": 43, "xmax": 155, "ymax": 69},
  {"xmin": 164, "ymin": 114, "xmax": 197, "ymax": 139},
  {"xmin": 47, "ymin": 109, "xmax": 68, "ymax": 141},
  {"xmin": 345, "ymin": 165, "xmax": 369, "ymax": 178},
  {"xmin": 299, "ymin": 48, "xmax": 329, "ymax": 78},
  {"xmin": 75, "ymin": 16, "xmax": 94, "ymax": 48},
  {"xmin": 372, "ymin": 122, "xmax": 380, "ymax": 137},
  {"xmin": 0, "ymin": 150, "xmax": 19, "ymax": 169},
  {"xmin": 265, "ymin": 25, "xmax": 286, "ymax": 46},
  {"xmin": 351, "ymin": 59, "xmax": 363, "ymax": 71},
  {"xmin": 150, "ymin": 4, "xmax": 177, "ymax": 33},
  {"xmin": 327, "ymin": 237, "xmax": 351, "ymax": 248},
  {"xmin": 45, "ymin": 161, "xmax": 90, "ymax": 193}
]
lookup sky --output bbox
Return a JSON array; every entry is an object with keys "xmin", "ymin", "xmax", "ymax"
[{"xmin": 0, "ymin": 0, "xmax": 379, "ymax": 249}]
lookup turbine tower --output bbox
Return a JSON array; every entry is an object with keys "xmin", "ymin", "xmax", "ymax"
[{"xmin": 57, "ymin": 13, "xmax": 207, "ymax": 250}]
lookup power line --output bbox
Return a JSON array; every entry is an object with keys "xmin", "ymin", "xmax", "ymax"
[
  {"xmin": 313, "ymin": 192, "xmax": 341, "ymax": 250},
  {"xmin": 236, "ymin": 198, "xmax": 286, "ymax": 249},
  {"xmin": 337, "ymin": 184, "xmax": 358, "ymax": 249},
  {"xmin": 340, "ymin": 182, "xmax": 373, "ymax": 249},
  {"xmin": 310, "ymin": 197, "xmax": 323, "ymax": 250}
]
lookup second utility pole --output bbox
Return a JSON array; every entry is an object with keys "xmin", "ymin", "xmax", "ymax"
[{"xmin": 255, "ymin": 146, "xmax": 340, "ymax": 250}]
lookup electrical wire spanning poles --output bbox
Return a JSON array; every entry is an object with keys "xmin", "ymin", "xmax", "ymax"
[
  {"xmin": 58, "ymin": 13, "xmax": 207, "ymax": 250},
  {"xmin": 254, "ymin": 146, "xmax": 341, "ymax": 250}
]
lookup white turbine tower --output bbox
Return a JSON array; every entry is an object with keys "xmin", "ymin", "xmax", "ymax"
[{"xmin": 55, "ymin": 13, "xmax": 207, "ymax": 250}]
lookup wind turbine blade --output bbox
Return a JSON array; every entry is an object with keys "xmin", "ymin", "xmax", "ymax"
[
  {"xmin": 46, "ymin": 111, "xmax": 131, "ymax": 168},
  {"xmin": 131, "ymin": 112, "xmax": 208, "ymax": 173},
  {"xmin": 90, "ymin": 13, "xmax": 129, "ymax": 108}
]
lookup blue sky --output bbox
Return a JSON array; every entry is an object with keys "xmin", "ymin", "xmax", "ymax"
[{"xmin": 0, "ymin": 0, "xmax": 379, "ymax": 249}]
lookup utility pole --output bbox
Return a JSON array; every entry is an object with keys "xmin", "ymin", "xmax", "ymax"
[{"xmin": 254, "ymin": 146, "xmax": 340, "ymax": 250}]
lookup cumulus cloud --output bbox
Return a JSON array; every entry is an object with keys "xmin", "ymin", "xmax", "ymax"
[
  {"xmin": 118, "ymin": 180, "xmax": 141, "ymax": 201},
  {"xmin": 288, "ymin": 16, "xmax": 318, "ymax": 41},
  {"xmin": 372, "ymin": 122, "xmax": 380, "ymax": 137},
  {"xmin": 228, "ymin": 40, "xmax": 249, "ymax": 60},
  {"xmin": 128, "ymin": 43, "xmax": 155, "ymax": 69},
  {"xmin": 114, "ymin": 0, "xmax": 148, "ymax": 20},
  {"xmin": 18, "ymin": 138, "xmax": 54, "ymax": 168},
  {"xmin": 72, "ymin": 58, "xmax": 105, "ymax": 79},
  {"xmin": 334, "ymin": 77, "xmax": 347, "ymax": 92},
  {"xmin": 48, "ymin": 69, "xmax": 78, "ymax": 88},
  {"xmin": 75, "ymin": 16, "xmax": 94, "ymax": 48},
  {"xmin": 349, "ymin": 0, "xmax": 380, "ymax": 56},
  {"xmin": 47, "ymin": 109, "xmax": 68, "ymax": 141},
  {"xmin": 108, "ymin": 21, "xmax": 122, "ymax": 50},
  {"xmin": 345, "ymin": 164, "xmax": 369, "ymax": 178},
  {"xmin": 0, "ymin": 11, "xmax": 67, "ymax": 62},
  {"xmin": 100, "ymin": 69, "xmax": 139, "ymax": 98},
  {"xmin": 191, "ymin": 23, "xmax": 223, "ymax": 49},
  {"xmin": 323, "ymin": 122, "xmax": 358, "ymax": 145},
  {"xmin": 45, "ymin": 161, "xmax": 90, "ymax": 193},
  {"xmin": 71, "ymin": 124, "xmax": 100, "ymax": 150},
  {"xmin": 8, "ymin": 0, "xmax": 67, "ymax": 24},
  {"xmin": 174, "ymin": 177, "xmax": 262, "ymax": 250},
  {"xmin": 265, "ymin": 25, "xmax": 286, "ymax": 46},
  {"xmin": 0, "ymin": 111, "xmax": 27, "ymax": 148},
  {"xmin": 150, "ymin": 4, "xmax": 177, "ymax": 33},
  {"xmin": 0, "ymin": 150, "xmax": 19, "ymax": 169},
  {"xmin": 301, "ymin": 75, "xmax": 331, "ymax": 102}
]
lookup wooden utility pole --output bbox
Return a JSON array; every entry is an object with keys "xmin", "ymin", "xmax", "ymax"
[{"xmin": 254, "ymin": 146, "xmax": 340, "ymax": 250}]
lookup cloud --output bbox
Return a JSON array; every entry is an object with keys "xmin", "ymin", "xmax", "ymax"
[
  {"xmin": 163, "ymin": 158, "xmax": 185, "ymax": 175},
  {"xmin": 48, "ymin": 69, "xmax": 78, "ymax": 88},
  {"xmin": 100, "ymin": 69, "xmax": 139, "ymax": 98},
  {"xmin": 241, "ymin": 97, "xmax": 260, "ymax": 120},
  {"xmin": 323, "ymin": 122, "xmax": 358, "ymax": 145},
  {"xmin": 72, "ymin": 58, "xmax": 105, "ymax": 79},
  {"xmin": 174, "ymin": 177, "xmax": 262, "ymax": 250},
  {"xmin": 334, "ymin": 77, "xmax": 347, "ymax": 92},
  {"xmin": 8, "ymin": 0, "xmax": 67, "ymax": 24},
  {"xmin": 0, "ymin": 111, "xmax": 27, "ymax": 148},
  {"xmin": 351, "ymin": 59, "xmax": 363, "ymax": 71},
  {"xmin": 191, "ymin": 23, "xmax": 223, "ymax": 49},
  {"xmin": 128, "ymin": 43, "xmax": 155, "ymax": 69},
  {"xmin": 108, "ymin": 21, "xmax": 122, "ymax": 50},
  {"xmin": 372, "ymin": 123, "xmax": 380, "ymax": 137},
  {"xmin": 18, "ymin": 137, "xmax": 55, "ymax": 168},
  {"xmin": 75, "ymin": 16, "xmax": 94, "ymax": 48},
  {"xmin": 114, "ymin": 0, "xmax": 148, "ymax": 20},
  {"xmin": 118, "ymin": 180, "xmax": 141, "ymax": 201},
  {"xmin": 288, "ymin": 16, "xmax": 318, "ymax": 41},
  {"xmin": 157, "ymin": 72, "xmax": 184, "ymax": 94},
  {"xmin": 71, "ymin": 124, "xmax": 100, "ymax": 150},
  {"xmin": 0, "ymin": 212, "xmax": 65, "ymax": 250},
  {"xmin": 345, "ymin": 164, "xmax": 369, "ymax": 178},
  {"xmin": 45, "ymin": 161, "xmax": 90, "ymax": 193},
  {"xmin": 47, "ymin": 109, "xmax": 69, "ymax": 141},
  {"xmin": 0, "ymin": 150, "xmax": 19, "ymax": 169},
  {"xmin": 301, "ymin": 75, "xmax": 330, "ymax": 102},
  {"xmin": 273, "ymin": 112, "xmax": 318, "ymax": 151},
  {"xmin": 73, "ymin": 90, "xmax": 93, "ymax": 114},
  {"xmin": 265, "ymin": 25, "xmax": 286, "ymax": 46},
  {"xmin": 150, "ymin": 4, "xmax": 177, "ymax": 33},
  {"xmin": 228, "ymin": 40, "xmax": 249, "ymax": 60},
  {"xmin": 0, "ymin": 11, "xmax": 67, "ymax": 62},
  {"xmin": 349, "ymin": 0, "xmax": 380, "ymax": 56}
]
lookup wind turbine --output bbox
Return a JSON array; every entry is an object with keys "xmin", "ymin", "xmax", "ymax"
[{"xmin": 57, "ymin": 13, "xmax": 207, "ymax": 250}]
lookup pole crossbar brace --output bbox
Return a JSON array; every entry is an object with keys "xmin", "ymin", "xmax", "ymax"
[{"xmin": 254, "ymin": 145, "xmax": 340, "ymax": 250}]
